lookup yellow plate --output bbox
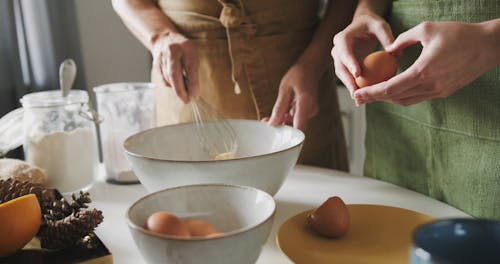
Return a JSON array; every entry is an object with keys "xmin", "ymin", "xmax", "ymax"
[{"xmin": 276, "ymin": 205, "xmax": 433, "ymax": 264}]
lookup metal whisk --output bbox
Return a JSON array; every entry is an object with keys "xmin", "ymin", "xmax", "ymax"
[{"xmin": 190, "ymin": 97, "xmax": 238, "ymax": 160}]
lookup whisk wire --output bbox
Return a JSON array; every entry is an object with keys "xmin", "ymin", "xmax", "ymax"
[{"xmin": 190, "ymin": 98, "xmax": 237, "ymax": 159}]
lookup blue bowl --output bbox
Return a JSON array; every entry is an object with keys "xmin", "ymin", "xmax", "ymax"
[{"xmin": 411, "ymin": 218, "xmax": 500, "ymax": 264}]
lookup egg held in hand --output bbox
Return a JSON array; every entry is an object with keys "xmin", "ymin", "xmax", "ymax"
[
  {"xmin": 355, "ymin": 51, "xmax": 398, "ymax": 88},
  {"xmin": 144, "ymin": 211, "xmax": 190, "ymax": 238},
  {"xmin": 307, "ymin": 196, "xmax": 350, "ymax": 238}
]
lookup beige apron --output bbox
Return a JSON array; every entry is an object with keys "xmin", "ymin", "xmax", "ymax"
[{"xmin": 152, "ymin": 0, "xmax": 348, "ymax": 170}]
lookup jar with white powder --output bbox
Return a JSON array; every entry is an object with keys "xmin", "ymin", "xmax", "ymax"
[{"xmin": 20, "ymin": 90, "xmax": 100, "ymax": 194}]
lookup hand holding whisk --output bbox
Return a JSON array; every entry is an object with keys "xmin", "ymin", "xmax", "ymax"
[{"xmin": 156, "ymin": 41, "xmax": 237, "ymax": 159}]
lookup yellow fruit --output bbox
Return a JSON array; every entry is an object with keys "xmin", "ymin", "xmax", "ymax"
[
  {"xmin": 355, "ymin": 51, "xmax": 398, "ymax": 88},
  {"xmin": 0, "ymin": 194, "xmax": 41, "ymax": 256}
]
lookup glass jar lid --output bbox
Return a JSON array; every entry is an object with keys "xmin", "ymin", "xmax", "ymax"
[{"xmin": 20, "ymin": 90, "xmax": 89, "ymax": 108}]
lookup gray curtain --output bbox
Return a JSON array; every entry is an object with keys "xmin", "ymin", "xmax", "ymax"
[
  {"xmin": 0, "ymin": 0, "xmax": 24, "ymax": 115},
  {"xmin": 0, "ymin": 0, "xmax": 86, "ymax": 157},
  {"xmin": 19, "ymin": 0, "xmax": 86, "ymax": 92}
]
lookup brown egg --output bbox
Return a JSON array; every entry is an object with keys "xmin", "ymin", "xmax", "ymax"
[
  {"xmin": 185, "ymin": 219, "xmax": 220, "ymax": 237},
  {"xmin": 144, "ymin": 211, "xmax": 190, "ymax": 238},
  {"xmin": 307, "ymin": 196, "xmax": 350, "ymax": 238},
  {"xmin": 205, "ymin": 232, "xmax": 224, "ymax": 238},
  {"xmin": 355, "ymin": 51, "xmax": 398, "ymax": 88}
]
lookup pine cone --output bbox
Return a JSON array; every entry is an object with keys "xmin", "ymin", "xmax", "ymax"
[
  {"xmin": 0, "ymin": 178, "xmax": 56, "ymax": 205},
  {"xmin": 39, "ymin": 209, "xmax": 104, "ymax": 250},
  {"xmin": 70, "ymin": 191, "xmax": 91, "ymax": 212},
  {"xmin": 43, "ymin": 198, "xmax": 72, "ymax": 222},
  {"xmin": 1, "ymin": 178, "xmax": 104, "ymax": 250},
  {"xmin": 41, "ymin": 191, "xmax": 93, "ymax": 222}
]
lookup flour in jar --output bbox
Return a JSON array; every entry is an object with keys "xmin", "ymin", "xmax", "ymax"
[{"xmin": 25, "ymin": 127, "xmax": 98, "ymax": 193}]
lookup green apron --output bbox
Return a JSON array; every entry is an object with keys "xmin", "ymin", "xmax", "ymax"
[{"xmin": 364, "ymin": 0, "xmax": 500, "ymax": 219}]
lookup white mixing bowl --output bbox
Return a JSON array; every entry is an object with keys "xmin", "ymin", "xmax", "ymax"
[
  {"xmin": 123, "ymin": 120, "xmax": 304, "ymax": 195},
  {"xmin": 126, "ymin": 184, "xmax": 276, "ymax": 264}
]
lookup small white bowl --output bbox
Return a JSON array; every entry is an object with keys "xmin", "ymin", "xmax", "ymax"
[
  {"xmin": 126, "ymin": 184, "xmax": 276, "ymax": 264},
  {"xmin": 123, "ymin": 120, "xmax": 304, "ymax": 195}
]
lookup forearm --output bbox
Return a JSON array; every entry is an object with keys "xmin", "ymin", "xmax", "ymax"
[
  {"xmin": 354, "ymin": 0, "xmax": 392, "ymax": 18},
  {"xmin": 111, "ymin": 0, "xmax": 178, "ymax": 51},
  {"xmin": 480, "ymin": 18, "xmax": 500, "ymax": 65}
]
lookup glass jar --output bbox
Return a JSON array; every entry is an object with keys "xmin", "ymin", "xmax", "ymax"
[
  {"xmin": 12, "ymin": 90, "xmax": 100, "ymax": 194},
  {"xmin": 94, "ymin": 82, "xmax": 155, "ymax": 184}
]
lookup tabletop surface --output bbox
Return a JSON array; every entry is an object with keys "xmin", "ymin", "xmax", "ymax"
[{"xmin": 90, "ymin": 165, "xmax": 469, "ymax": 264}]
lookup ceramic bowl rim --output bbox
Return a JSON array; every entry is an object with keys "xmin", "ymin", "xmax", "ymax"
[
  {"xmin": 123, "ymin": 119, "xmax": 305, "ymax": 163},
  {"xmin": 412, "ymin": 217, "xmax": 500, "ymax": 261},
  {"xmin": 412, "ymin": 217, "xmax": 500, "ymax": 244},
  {"xmin": 126, "ymin": 183, "xmax": 276, "ymax": 241}
]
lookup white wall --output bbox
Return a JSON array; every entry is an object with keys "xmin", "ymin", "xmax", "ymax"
[{"xmin": 74, "ymin": 0, "xmax": 151, "ymax": 90}]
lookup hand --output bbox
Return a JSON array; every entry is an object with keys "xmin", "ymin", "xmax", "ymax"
[
  {"xmin": 331, "ymin": 13, "xmax": 395, "ymax": 97},
  {"xmin": 264, "ymin": 61, "xmax": 320, "ymax": 131},
  {"xmin": 354, "ymin": 21, "xmax": 500, "ymax": 106},
  {"xmin": 153, "ymin": 32, "xmax": 199, "ymax": 104}
]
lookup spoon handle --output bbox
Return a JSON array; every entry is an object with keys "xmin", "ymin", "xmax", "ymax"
[{"xmin": 59, "ymin": 59, "xmax": 77, "ymax": 97}]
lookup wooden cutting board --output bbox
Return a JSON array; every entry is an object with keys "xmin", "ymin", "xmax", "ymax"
[{"xmin": 0, "ymin": 232, "xmax": 112, "ymax": 264}]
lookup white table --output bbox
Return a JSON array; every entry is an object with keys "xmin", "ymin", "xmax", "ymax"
[{"xmin": 90, "ymin": 165, "xmax": 469, "ymax": 264}]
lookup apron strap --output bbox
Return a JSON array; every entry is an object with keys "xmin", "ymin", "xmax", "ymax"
[{"xmin": 217, "ymin": 0, "xmax": 257, "ymax": 95}]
